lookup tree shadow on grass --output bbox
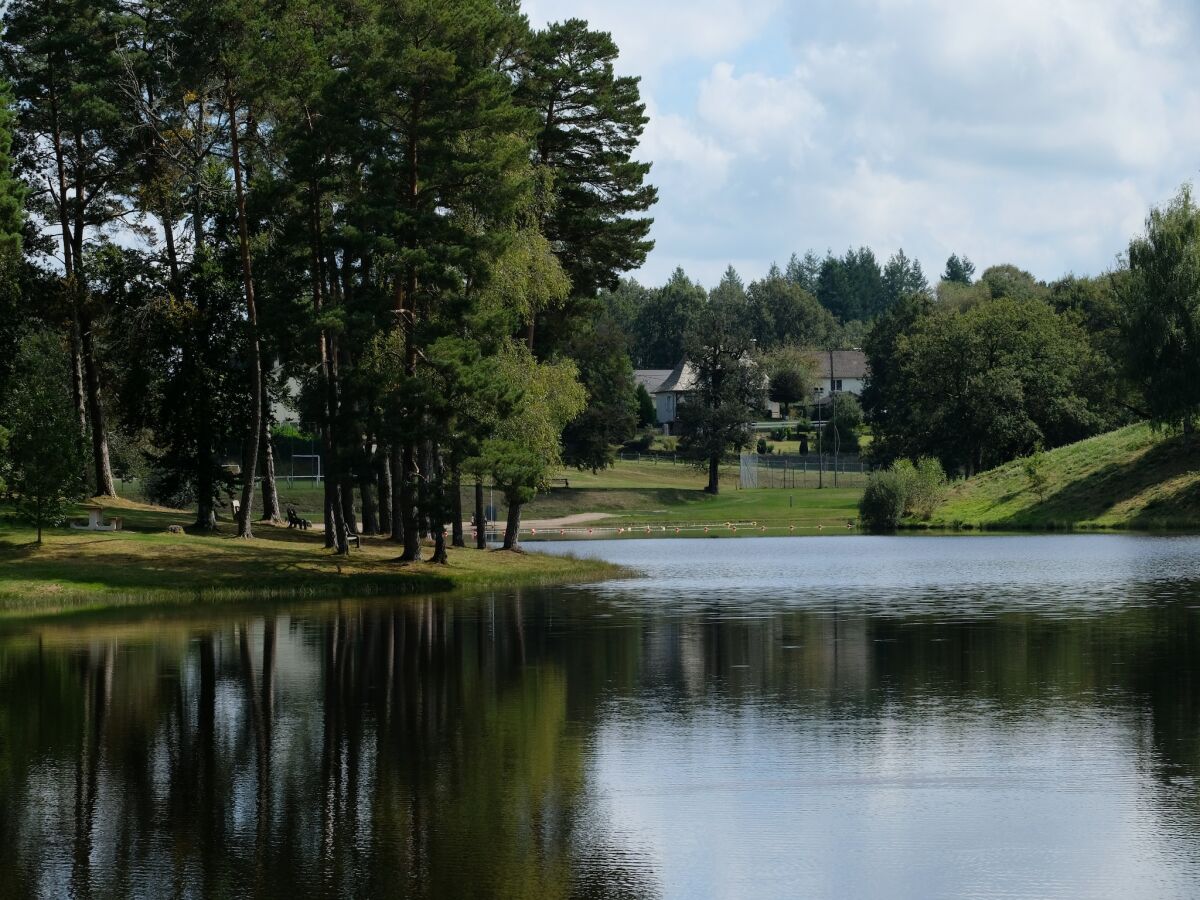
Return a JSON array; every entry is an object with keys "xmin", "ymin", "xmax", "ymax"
[{"xmin": 994, "ymin": 434, "xmax": 1200, "ymax": 528}]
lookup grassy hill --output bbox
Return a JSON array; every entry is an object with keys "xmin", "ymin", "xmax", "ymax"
[{"xmin": 927, "ymin": 423, "xmax": 1200, "ymax": 530}]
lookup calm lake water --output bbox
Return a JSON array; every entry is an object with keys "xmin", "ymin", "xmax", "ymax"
[{"xmin": 5, "ymin": 535, "xmax": 1200, "ymax": 899}]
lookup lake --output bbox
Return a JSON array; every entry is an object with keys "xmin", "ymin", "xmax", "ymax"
[{"xmin": 4, "ymin": 534, "xmax": 1200, "ymax": 898}]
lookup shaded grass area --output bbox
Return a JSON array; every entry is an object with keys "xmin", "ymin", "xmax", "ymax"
[
  {"xmin": 928, "ymin": 422, "xmax": 1200, "ymax": 530},
  {"xmin": 0, "ymin": 497, "xmax": 623, "ymax": 619}
]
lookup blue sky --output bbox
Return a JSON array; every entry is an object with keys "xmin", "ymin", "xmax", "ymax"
[{"xmin": 525, "ymin": 0, "xmax": 1200, "ymax": 289}]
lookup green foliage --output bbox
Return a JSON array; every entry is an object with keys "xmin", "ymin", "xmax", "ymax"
[
  {"xmin": 858, "ymin": 469, "xmax": 909, "ymax": 533},
  {"xmin": 882, "ymin": 249, "xmax": 928, "ymax": 306},
  {"xmin": 632, "ymin": 267, "xmax": 706, "ymax": 366},
  {"xmin": 4, "ymin": 332, "xmax": 86, "ymax": 541},
  {"xmin": 824, "ymin": 393, "xmax": 863, "ymax": 453},
  {"xmin": 756, "ymin": 437, "xmax": 769, "ymax": 455},
  {"xmin": 518, "ymin": 18, "xmax": 656, "ymax": 297},
  {"xmin": 0, "ymin": 75, "xmax": 23, "ymax": 256},
  {"xmin": 817, "ymin": 247, "xmax": 887, "ymax": 322},
  {"xmin": 943, "ymin": 254, "xmax": 976, "ymax": 284},
  {"xmin": 675, "ymin": 279, "xmax": 767, "ymax": 491},
  {"xmin": 1119, "ymin": 183, "xmax": 1200, "ymax": 438},
  {"xmin": 860, "ymin": 456, "xmax": 947, "ymax": 531},
  {"xmin": 561, "ymin": 315, "xmax": 637, "ymax": 472},
  {"xmin": 635, "ymin": 383, "xmax": 657, "ymax": 427},
  {"xmin": 761, "ymin": 345, "xmax": 817, "ymax": 412},
  {"xmin": 746, "ymin": 265, "xmax": 838, "ymax": 349},
  {"xmin": 978, "ymin": 264, "xmax": 1046, "ymax": 302},
  {"xmin": 893, "ymin": 456, "xmax": 948, "ymax": 519},
  {"xmin": 1023, "ymin": 450, "xmax": 1049, "ymax": 499},
  {"xmin": 866, "ymin": 293, "xmax": 1101, "ymax": 474},
  {"xmin": 477, "ymin": 342, "xmax": 586, "ymax": 502}
]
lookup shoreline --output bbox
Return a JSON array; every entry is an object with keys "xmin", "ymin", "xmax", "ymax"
[{"xmin": 0, "ymin": 519, "xmax": 627, "ymax": 621}]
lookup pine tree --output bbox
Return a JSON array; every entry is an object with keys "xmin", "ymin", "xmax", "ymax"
[
  {"xmin": 943, "ymin": 253, "xmax": 976, "ymax": 284},
  {"xmin": 518, "ymin": 18, "xmax": 657, "ymax": 307}
]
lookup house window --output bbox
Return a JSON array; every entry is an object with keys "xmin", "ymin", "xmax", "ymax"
[{"xmin": 832, "ymin": 379, "xmax": 843, "ymax": 392}]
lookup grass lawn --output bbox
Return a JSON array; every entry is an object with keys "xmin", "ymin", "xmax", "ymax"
[
  {"xmin": 116, "ymin": 457, "xmax": 865, "ymax": 530},
  {"xmin": 928, "ymin": 422, "xmax": 1200, "ymax": 530},
  {"xmin": 0, "ymin": 496, "xmax": 622, "ymax": 619}
]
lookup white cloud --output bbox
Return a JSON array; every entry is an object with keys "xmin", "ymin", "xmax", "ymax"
[
  {"xmin": 523, "ymin": 0, "xmax": 781, "ymax": 75},
  {"xmin": 696, "ymin": 63, "xmax": 824, "ymax": 156},
  {"xmin": 525, "ymin": 0, "xmax": 1200, "ymax": 287}
]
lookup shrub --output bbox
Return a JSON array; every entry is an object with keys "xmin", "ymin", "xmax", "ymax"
[
  {"xmin": 859, "ymin": 469, "xmax": 909, "ymax": 533},
  {"xmin": 909, "ymin": 456, "xmax": 948, "ymax": 519},
  {"xmin": 1024, "ymin": 450, "xmax": 1048, "ymax": 499},
  {"xmin": 623, "ymin": 430, "xmax": 654, "ymax": 452},
  {"xmin": 769, "ymin": 427, "xmax": 788, "ymax": 441},
  {"xmin": 756, "ymin": 437, "xmax": 769, "ymax": 455}
]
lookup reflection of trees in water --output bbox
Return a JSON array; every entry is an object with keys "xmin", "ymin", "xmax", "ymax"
[
  {"xmin": 6, "ymin": 583, "xmax": 1200, "ymax": 895},
  {"xmin": 0, "ymin": 598, "xmax": 659, "ymax": 899}
]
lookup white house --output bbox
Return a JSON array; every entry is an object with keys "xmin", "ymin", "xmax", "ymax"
[
  {"xmin": 647, "ymin": 349, "xmax": 869, "ymax": 432},
  {"xmin": 809, "ymin": 349, "xmax": 868, "ymax": 401}
]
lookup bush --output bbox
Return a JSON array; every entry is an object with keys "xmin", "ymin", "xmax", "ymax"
[
  {"xmin": 756, "ymin": 437, "xmax": 769, "ymax": 455},
  {"xmin": 860, "ymin": 456, "xmax": 948, "ymax": 531},
  {"xmin": 858, "ymin": 470, "xmax": 909, "ymax": 533},
  {"xmin": 623, "ymin": 429, "xmax": 654, "ymax": 452},
  {"xmin": 769, "ymin": 427, "xmax": 788, "ymax": 441},
  {"xmin": 911, "ymin": 457, "xmax": 948, "ymax": 518}
]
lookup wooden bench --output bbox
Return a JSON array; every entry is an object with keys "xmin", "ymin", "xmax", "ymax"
[{"xmin": 547, "ymin": 477, "xmax": 570, "ymax": 488}]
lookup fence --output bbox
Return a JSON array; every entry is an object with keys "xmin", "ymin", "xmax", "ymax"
[{"xmin": 739, "ymin": 452, "xmax": 871, "ymax": 489}]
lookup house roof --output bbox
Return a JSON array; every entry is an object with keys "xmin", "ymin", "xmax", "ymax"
[
  {"xmin": 806, "ymin": 349, "xmax": 868, "ymax": 381},
  {"xmin": 653, "ymin": 359, "xmax": 699, "ymax": 394},
  {"xmin": 634, "ymin": 368, "xmax": 673, "ymax": 394}
]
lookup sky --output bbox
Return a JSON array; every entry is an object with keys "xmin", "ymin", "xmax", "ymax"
[{"xmin": 524, "ymin": 0, "xmax": 1200, "ymax": 289}]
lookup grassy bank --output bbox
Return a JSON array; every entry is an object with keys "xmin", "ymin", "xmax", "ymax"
[
  {"xmin": 927, "ymin": 423, "xmax": 1200, "ymax": 530},
  {"xmin": 0, "ymin": 497, "xmax": 623, "ymax": 619}
]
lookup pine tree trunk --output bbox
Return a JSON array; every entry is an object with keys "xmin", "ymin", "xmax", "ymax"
[
  {"xmin": 68, "ymin": 316, "xmax": 86, "ymax": 436},
  {"xmin": 360, "ymin": 469, "xmax": 379, "ymax": 536},
  {"xmin": 390, "ymin": 444, "xmax": 405, "ymax": 545},
  {"xmin": 80, "ymin": 317, "xmax": 116, "ymax": 496},
  {"xmin": 227, "ymin": 90, "xmax": 262, "ymax": 539},
  {"xmin": 475, "ymin": 479, "xmax": 486, "ymax": 549},
  {"xmin": 706, "ymin": 454, "xmax": 720, "ymax": 494},
  {"xmin": 259, "ymin": 385, "xmax": 281, "ymax": 523},
  {"xmin": 502, "ymin": 497, "xmax": 521, "ymax": 551},
  {"xmin": 377, "ymin": 448, "xmax": 392, "ymax": 537},
  {"xmin": 323, "ymin": 477, "xmax": 336, "ymax": 548},
  {"xmin": 451, "ymin": 469, "xmax": 464, "ymax": 548},
  {"xmin": 430, "ymin": 454, "xmax": 448, "ymax": 565},
  {"xmin": 399, "ymin": 441, "xmax": 420, "ymax": 561},
  {"xmin": 340, "ymin": 474, "xmax": 358, "ymax": 538}
]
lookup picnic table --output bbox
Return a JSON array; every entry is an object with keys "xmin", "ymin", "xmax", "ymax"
[{"xmin": 70, "ymin": 502, "xmax": 123, "ymax": 532}]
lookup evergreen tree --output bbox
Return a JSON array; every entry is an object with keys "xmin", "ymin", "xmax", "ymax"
[
  {"xmin": 882, "ymin": 249, "xmax": 929, "ymax": 306},
  {"xmin": 943, "ymin": 253, "xmax": 976, "ymax": 284},
  {"xmin": 632, "ymin": 267, "xmax": 706, "ymax": 367},
  {"xmin": 561, "ymin": 315, "xmax": 638, "ymax": 472},
  {"xmin": 518, "ymin": 18, "xmax": 657, "ymax": 303},
  {"xmin": 5, "ymin": 331, "xmax": 86, "ymax": 543},
  {"xmin": 3, "ymin": 0, "xmax": 131, "ymax": 496}
]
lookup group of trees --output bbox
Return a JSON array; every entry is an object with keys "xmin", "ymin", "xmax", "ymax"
[
  {"xmin": 865, "ymin": 184, "xmax": 1200, "ymax": 480},
  {"xmin": 602, "ymin": 247, "xmax": 937, "ymax": 369},
  {"xmin": 0, "ymin": 1, "xmax": 655, "ymax": 552}
]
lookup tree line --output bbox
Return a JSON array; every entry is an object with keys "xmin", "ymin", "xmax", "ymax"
[{"xmin": 0, "ymin": 0, "xmax": 654, "ymax": 552}]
